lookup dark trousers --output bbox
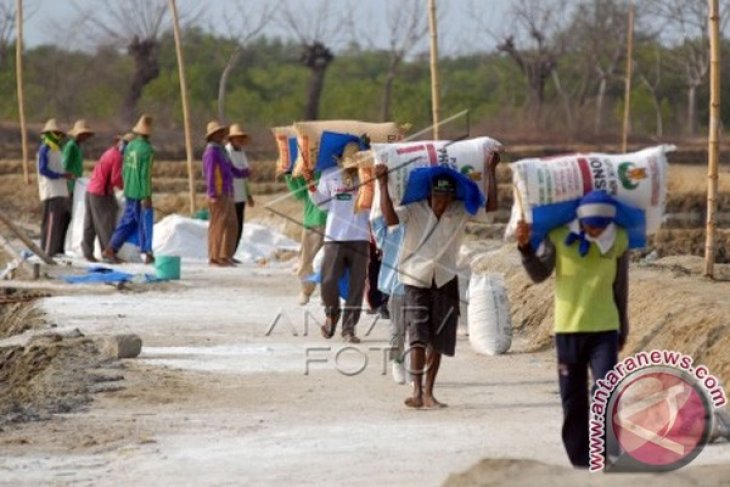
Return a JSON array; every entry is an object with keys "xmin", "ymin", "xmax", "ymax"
[
  {"xmin": 234, "ymin": 201, "xmax": 246, "ymax": 251},
  {"xmin": 40, "ymin": 197, "xmax": 70, "ymax": 256},
  {"xmin": 109, "ymin": 198, "xmax": 153, "ymax": 254},
  {"xmin": 555, "ymin": 331, "xmax": 618, "ymax": 467},
  {"xmin": 321, "ymin": 241, "xmax": 369, "ymax": 335},
  {"xmin": 366, "ymin": 241, "xmax": 386, "ymax": 311},
  {"xmin": 82, "ymin": 192, "xmax": 118, "ymax": 259}
]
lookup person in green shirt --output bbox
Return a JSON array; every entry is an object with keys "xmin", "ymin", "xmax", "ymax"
[
  {"xmin": 103, "ymin": 115, "xmax": 155, "ymax": 264},
  {"xmin": 63, "ymin": 120, "xmax": 95, "ymax": 194},
  {"xmin": 285, "ymin": 172, "xmax": 327, "ymax": 305},
  {"xmin": 516, "ymin": 190, "xmax": 630, "ymax": 468}
]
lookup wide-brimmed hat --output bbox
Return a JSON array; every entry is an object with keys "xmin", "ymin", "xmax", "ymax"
[
  {"xmin": 205, "ymin": 121, "xmax": 228, "ymax": 140},
  {"xmin": 132, "ymin": 114, "xmax": 153, "ymax": 136},
  {"xmin": 68, "ymin": 119, "xmax": 95, "ymax": 138},
  {"xmin": 228, "ymin": 123, "xmax": 250, "ymax": 142},
  {"xmin": 41, "ymin": 118, "xmax": 64, "ymax": 135}
]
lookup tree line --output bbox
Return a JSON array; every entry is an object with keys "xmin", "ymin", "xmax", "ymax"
[{"xmin": 0, "ymin": 0, "xmax": 728, "ymax": 145}]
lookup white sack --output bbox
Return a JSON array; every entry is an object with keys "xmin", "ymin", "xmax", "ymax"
[{"xmin": 467, "ymin": 273, "xmax": 512, "ymax": 356}]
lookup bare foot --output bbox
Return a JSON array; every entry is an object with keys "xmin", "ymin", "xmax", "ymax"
[
  {"xmin": 423, "ymin": 395, "xmax": 447, "ymax": 409},
  {"xmin": 404, "ymin": 396, "xmax": 423, "ymax": 409}
]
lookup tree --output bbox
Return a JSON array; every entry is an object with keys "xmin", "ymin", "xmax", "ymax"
[
  {"xmin": 0, "ymin": 0, "xmax": 14, "ymax": 67},
  {"xmin": 376, "ymin": 0, "xmax": 428, "ymax": 122},
  {"xmin": 635, "ymin": 44, "xmax": 666, "ymax": 137},
  {"xmin": 495, "ymin": 0, "xmax": 572, "ymax": 128},
  {"xmin": 77, "ymin": 0, "xmax": 176, "ymax": 124},
  {"xmin": 216, "ymin": 0, "xmax": 273, "ymax": 123},
  {"xmin": 646, "ymin": 0, "xmax": 730, "ymax": 135},
  {"xmin": 280, "ymin": 0, "xmax": 346, "ymax": 120}
]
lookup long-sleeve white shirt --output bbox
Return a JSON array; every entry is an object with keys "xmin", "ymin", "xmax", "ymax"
[
  {"xmin": 308, "ymin": 167, "xmax": 370, "ymax": 242},
  {"xmin": 225, "ymin": 143, "xmax": 250, "ymax": 203}
]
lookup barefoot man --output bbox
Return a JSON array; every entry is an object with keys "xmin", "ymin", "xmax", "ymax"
[{"xmin": 376, "ymin": 161, "xmax": 498, "ymax": 408}]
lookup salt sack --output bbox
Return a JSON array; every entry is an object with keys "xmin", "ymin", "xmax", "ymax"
[
  {"xmin": 506, "ymin": 145, "xmax": 673, "ymax": 237},
  {"xmin": 371, "ymin": 137, "xmax": 502, "ymax": 205},
  {"xmin": 467, "ymin": 272, "xmax": 512, "ymax": 356},
  {"xmin": 292, "ymin": 120, "xmax": 401, "ymax": 176},
  {"xmin": 272, "ymin": 126, "xmax": 298, "ymax": 175}
]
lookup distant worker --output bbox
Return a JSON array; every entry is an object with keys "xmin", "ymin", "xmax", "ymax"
[
  {"xmin": 306, "ymin": 159, "xmax": 370, "ymax": 343},
  {"xmin": 516, "ymin": 190, "xmax": 630, "ymax": 468},
  {"xmin": 103, "ymin": 115, "xmax": 155, "ymax": 264},
  {"xmin": 203, "ymin": 121, "xmax": 245, "ymax": 266},
  {"xmin": 225, "ymin": 123, "xmax": 254, "ymax": 259},
  {"xmin": 37, "ymin": 118, "xmax": 74, "ymax": 257},
  {"xmin": 62, "ymin": 119, "xmax": 95, "ymax": 196},
  {"xmin": 81, "ymin": 134, "xmax": 132, "ymax": 262},
  {"xmin": 285, "ymin": 170, "xmax": 327, "ymax": 305}
]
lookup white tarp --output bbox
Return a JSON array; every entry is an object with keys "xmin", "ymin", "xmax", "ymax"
[{"xmin": 152, "ymin": 215, "xmax": 300, "ymax": 263}]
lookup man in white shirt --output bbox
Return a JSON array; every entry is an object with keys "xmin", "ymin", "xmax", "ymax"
[
  {"xmin": 225, "ymin": 123, "xmax": 254, "ymax": 256},
  {"xmin": 375, "ymin": 161, "xmax": 498, "ymax": 409},
  {"xmin": 305, "ymin": 165, "xmax": 370, "ymax": 343}
]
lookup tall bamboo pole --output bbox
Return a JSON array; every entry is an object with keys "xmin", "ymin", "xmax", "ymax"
[
  {"xmin": 169, "ymin": 0, "xmax": 196, "ymax": 214},
  {"xmin": 15, "ymin": 0, "xmax": 29, "ymax": 185},
  {"xmin": 621, "ymin": 1, "xmax": 635, "ymax": 153},
  {"xmin": 705, "ymin": 0, "xmax": 721, "ymax": 278},
  {"xmin": 427, "ymin": 0, "xmax": 441, "ymax": 139}
]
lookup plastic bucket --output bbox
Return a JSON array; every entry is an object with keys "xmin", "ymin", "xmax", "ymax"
[{"xmin": 155, "ymin": 255, "xmax": 181, "ymax": 280}]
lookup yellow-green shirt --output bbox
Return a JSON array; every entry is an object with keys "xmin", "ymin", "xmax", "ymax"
[{"xmin": 550, "ymin": 226, "xmax": 629, "ymax": 333}]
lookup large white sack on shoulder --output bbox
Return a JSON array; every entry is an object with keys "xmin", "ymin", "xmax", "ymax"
[
  {"xmin": 372, "ymin": 137, "xmax": 501, "ymax": 222},
  {"xmin": 467, "ymin": 272, "xmax": 512, "ymax": 356},
  {"xmin": 506, "ymin": 144, "xmax": 673, "ymax": 238}
]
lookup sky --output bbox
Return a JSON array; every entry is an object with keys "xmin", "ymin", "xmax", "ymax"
[{"xmin": 21, "ymin": 0, "xmax": 514, "ymax": 55}]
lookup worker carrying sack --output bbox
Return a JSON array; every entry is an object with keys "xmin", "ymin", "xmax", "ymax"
[
  {"xmin": 467, "ymin": 272, "xmax": 512, "ymax": 356},
  {"xmin": 506, "ymin": 145, "xmax": 673, "ymax": 240}
]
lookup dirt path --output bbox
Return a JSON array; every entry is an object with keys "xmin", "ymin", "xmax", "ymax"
[{"xmin": 0, "ymin": 260, "xmax": 729, "ymax": 486}]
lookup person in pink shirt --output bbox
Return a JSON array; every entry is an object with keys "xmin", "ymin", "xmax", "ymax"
[{"xmin": 81, "ymin": 134, "xmax": 132, "ymax": 261}]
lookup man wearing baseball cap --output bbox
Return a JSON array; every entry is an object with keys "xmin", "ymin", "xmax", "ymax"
[
  {"xmin": 515, "ymin": 190, "xmax": 630, "ymax": 468},
  {"xmin": 376, "ymin": 161, "xmax": 499, "ymax": 409}
]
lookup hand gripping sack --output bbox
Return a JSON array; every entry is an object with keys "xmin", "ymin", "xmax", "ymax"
[
  {"xmin": 292, "ymin": 120, "xmax": 402, "ymax": 176},
  {"xmin": 467, "ymin": 273, "xmax": 512, "ymax": 356},
  {"xmin": 506, "ymin": 145, "xmax": 673, "ymax": 238}
]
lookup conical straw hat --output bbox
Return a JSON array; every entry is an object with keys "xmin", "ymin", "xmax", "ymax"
[
  {"xmin": 41, "ymin": 118, "xmax": 64, "ymax": 134},
  {"xmin": 68, "ymin": 119, "xmax": 95, "ymax": 137},
  {"xmin": 132, "ymin": 114, "xmax": 153, "ymax": 136},
  {"xmin": 205, "ymin": 120, "xmax": 228, "ymax": 140}
]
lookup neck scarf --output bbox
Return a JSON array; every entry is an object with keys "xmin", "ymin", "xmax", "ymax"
[
  {"xmin": 564, "ymin": 219, "xmax": 617, "ymax": 257},
  {"xmin": 42, "ymin": 133, "xmax": 62, "ymax": 151}
]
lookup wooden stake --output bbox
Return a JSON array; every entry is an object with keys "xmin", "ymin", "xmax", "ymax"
[
  {"xmin": 427, "ymin": 0, "xmax": 441, "ymax": 139},
  {"xmin": 169, "ymin": 0, "xmax": 196, "ymax": 215},
  {"xmin": 705, "ymin": 0, "xmax": 721, "ymax": 278},
  {"xmin": 15, "ymin": 0, "xmax": 29, "ymax": 185},
  {"xmin": 621, "ymin": 1, "xmax": 635, "ymax": 153},
  {"xmin": 0, "ymin": 209, "xmax": 55, "ymax": 265}
]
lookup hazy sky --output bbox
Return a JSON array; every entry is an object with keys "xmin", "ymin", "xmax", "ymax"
[{"xmin": 22, "ymin": 0, "xmax": 514, "ymax": 55}]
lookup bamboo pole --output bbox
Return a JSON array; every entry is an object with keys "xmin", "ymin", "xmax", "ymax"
[
  {"xmin": 0, "ymin": 209, "xmax": 55, "ymax": 265},
  {"xmin": 427, "ymin": 0, "xmax": 441, "ymax": 139},
  {"xmin": 169, "ymin": 0, "xmax": 196, "ymax": 215},
  {"xmin": 705, "ymin": 0, "xmax": 721, "ymax": 278},
  {"xmin": 15, "ymin": 0, "xmax": 29, "ymax": 185},
  {"xmin": 621, "ymin": 1, "xmax": 635, "ymax": 153}
]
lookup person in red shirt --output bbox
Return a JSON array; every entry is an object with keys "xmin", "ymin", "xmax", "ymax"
[{"xmin": 81, "ymin": 134, "xmax": 132, "ymax": 261}]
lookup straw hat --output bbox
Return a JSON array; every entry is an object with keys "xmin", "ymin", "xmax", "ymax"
[
  {"xmin": 68, "ymin": 119, "xmax": 95, "ymax": 138},
  {"xmin": 132, "ymin": 114, "xmax": 153, "ymax": 136},
  {"xmin": 41, "ymin": 118, "xmax": 64, "ymax": 134},
  {"xmin": 340, "ymin": 142, "xmax": 362, "ymax": 169},
  {"xmin": 205, "ymin": 120, "xmax": 228, "ymax": 140},
  {"xmin": 228, "ymin": 123, "xmax": 250, "ymax": 142}
]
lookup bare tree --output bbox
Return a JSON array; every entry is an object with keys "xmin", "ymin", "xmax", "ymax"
[
  {"xmin": 0, "ymin": 0, "xmax": 14, "ymax": 66},
  {"xmin": 646, "ymin": 0, "xmax": 729, "ymax": 135},
  {"xmin": 495, "ymin": 0, "xmax": 572, "ymax": 128},
  {"xmin": 217, "ymin": 0, "xmax": 274, "ymax": 122},
  {"xmin": 76, "ymin": 0, "xmax": 173, "ymax": 124},
  {"xmin": 280, "ymin": 0, "xmax": 345, "ymax": 120},
  {"xmin": 377, "ymin": 0, "xmax": 428, "ymax": 122},
  {"xmin": 636, "ymin": 46, "xmax": 665, "ymax": 137}
]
